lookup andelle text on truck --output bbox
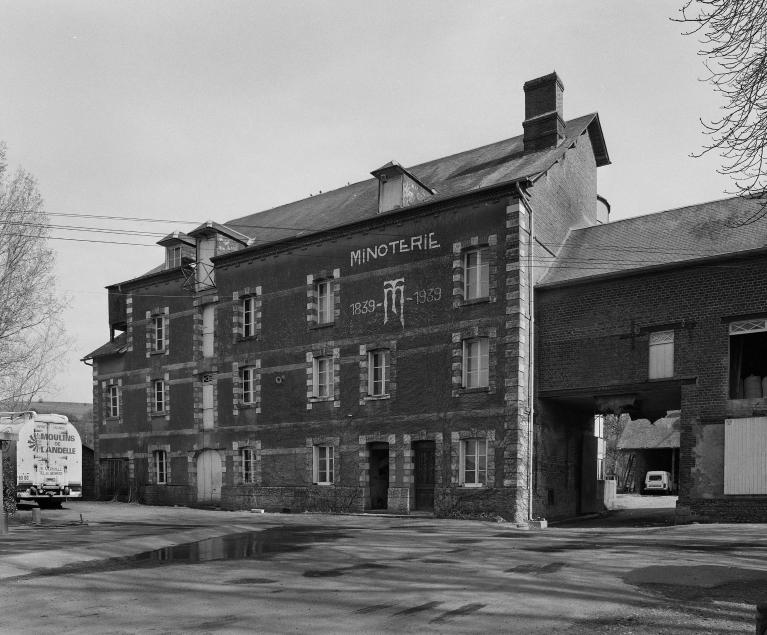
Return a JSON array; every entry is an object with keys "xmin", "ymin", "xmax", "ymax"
[{"xmin": 0, "ymin": 411, "xmax": 83, "ymax": 509}]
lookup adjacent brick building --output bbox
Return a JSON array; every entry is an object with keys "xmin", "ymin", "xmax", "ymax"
[
  {"xmin": 536, "ymin": 197, "xmax": 767, "ymax": 522},
  {"xmin": 84, "ymin": 71, "xmax": 767, "ymax": 523}
]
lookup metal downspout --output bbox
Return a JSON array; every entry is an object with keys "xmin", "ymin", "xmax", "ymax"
[{"xmin": 515, "ymin": 182, "xmax": 535, "ymax": 522}]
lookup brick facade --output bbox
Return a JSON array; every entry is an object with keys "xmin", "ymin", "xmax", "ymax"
[
  {"xmin": 536, "ymin": 253, "xmax": 767, "ymax": 522},
  {"xmin": 87, "ymin": 72, "xmax": 619, "ymax": 521}
]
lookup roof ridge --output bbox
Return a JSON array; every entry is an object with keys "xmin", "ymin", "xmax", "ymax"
[
  {"xmin": 225, "ymin": 175, "xmax": 373, "ymax": 226},
  {"xmin": 225, "ymin": 113, "xmax": 598, "ymax": 227},
  {"xmin": 567, "ymin": 193, "xmax": 759, "ymax": 233}
]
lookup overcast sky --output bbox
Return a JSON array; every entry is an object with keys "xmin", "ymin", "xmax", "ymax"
[{"xmin": 0, "ymin": 1, "xmax": 731, "ymax": 403}]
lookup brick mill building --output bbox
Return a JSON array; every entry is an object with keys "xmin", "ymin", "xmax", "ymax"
[{"xmin": 84, "ymin": 72, "xmax": 767, "ymax": 523}]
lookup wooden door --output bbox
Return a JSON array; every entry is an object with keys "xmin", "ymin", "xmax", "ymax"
[
  {"xmin": 196, "ymin": 450, "xmax": 222, "ymax": 503},
  {"xmin": 100, "ymin": 458, "xmax": 129, "ymax": 500},
  {"xmin": 413, "ymin": 441, "xmax": 435, "ymax": 510},
  {"xmin": 368, "ymin": 445, "xmax": 389, "ymax": 510}
]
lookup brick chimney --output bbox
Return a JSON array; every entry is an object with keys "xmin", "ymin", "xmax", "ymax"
[{"xmin": 522, "ymin": 72, "xmax": 565, "ymax": 153}]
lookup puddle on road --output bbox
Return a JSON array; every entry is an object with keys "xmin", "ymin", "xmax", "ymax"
[{"xmin": 22, "ymin": 526, "xmax": 350, "ymax": 578}]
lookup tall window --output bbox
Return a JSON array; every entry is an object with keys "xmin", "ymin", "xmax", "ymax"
[
  {"xmin": 242, "ymin": 296, "xmax": 256, "ymax": 337},
  {"xmin": 313, "ymin": 445, "xmax": 334, "ymax": 484},
  {"xmin": 108, "ymin": 385, "xmax": 119, "ymax": 418},
  {"xmin": 368, "ymin": 349, "xmax": 389, "ymax": 397},
  {"xmin": 154, "ymin": 379, "xmax": 165, "ymax": 412},
  {"xmin": 316, "ymin": 279, "xmax": 333, "ymax": 324},
  {"xmin": 241, "ymin": 366, "xmax": 256, "ymax": 404},
  {"xmin": 241, "ymin": 447, "xmax": 255, "ymax": 484},
  {"xmin": 648, "ymin": 330, "xmax": 674, "ymax": 379},
  {"xmin": 153, "ymin": 316, "xmax": 165, "ymax": 352},
  {"xmin": 461, "ymin": 438, "xmax": 487, "ymax": 486},
  {"xmin": 202, "ymin": 305, "xmax": 215, "ymax": 358},
  {"xmin": 202, "ymin": 374, "xmax": 214, "ymax": 429},
  {"xmin": 594, "ymin": 414, "xmax": 605, "ymax": 480},
  {"xmin": 464, "ymin": 247, "xmax": 489, "ymax": 300},
  {"xmin": 313, "ymin": 356, "xmax": 333, "ymax": 399},
  {"xmin": 463, "ymin": 338, "xmax": 489, "ymax": 388},
  {"xmin": 729, "ymin": 318, "xmax": 767, "ymax": 398},
  {"xmin": 154, "ymin": 450, "xmax": 167, "ymax": 485},
  {"xmin": 166, "ymin": 245, "xmax": 182, "ymax": 269}
]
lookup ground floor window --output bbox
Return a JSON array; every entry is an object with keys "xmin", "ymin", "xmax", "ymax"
[
  {"xmin": 154, "ymin": 450, "xmax": 167, "ymax": 485},
  {"xmin": 460, "ymin": 438, "xmax": 487, "ymax": 486},
  {"xmin": 313, "ymin": 445, "xmax": 334, "ymax": 484},
  {"xmin": 241, "ymin": 447, "xmax": 255, "ymax": 484}
]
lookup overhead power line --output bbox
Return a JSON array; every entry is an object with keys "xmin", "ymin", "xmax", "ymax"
[{"xmin": 2, "ymin": 232, "xmax": 156, "ymax": 247}]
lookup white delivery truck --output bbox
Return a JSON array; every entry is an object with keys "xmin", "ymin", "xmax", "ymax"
[{"xmin": 0, "ymin": 411, "xmax": 83, "ymax": 508}]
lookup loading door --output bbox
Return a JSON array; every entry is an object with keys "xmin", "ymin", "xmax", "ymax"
[
  {"xmin": 413, "ymin": 441, "xmax": 435, "ymax": 510},
  {"xmin": 100, "ymin": 458, "xmax": 129, "ymax": 500},
  {"xmin": 196, "ymin": 450, "xmax": 222, "ymax": 503}
]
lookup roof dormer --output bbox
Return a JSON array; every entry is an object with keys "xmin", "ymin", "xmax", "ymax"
[
  {"xmin": 157, "ymin": 232, "xmax": 195, "ymax": 270},
  {"xmin": 186, "ymin": 221, "xmax": 249, "ymax": 292},
  {"xmin": 371, "ymin": 161, "xmax": 435, "ymax": 214}
]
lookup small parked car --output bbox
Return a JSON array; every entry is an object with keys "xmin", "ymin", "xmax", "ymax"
[{"xmin": 644, "ymin": 470, "xmax": 674, "ymax": 494}]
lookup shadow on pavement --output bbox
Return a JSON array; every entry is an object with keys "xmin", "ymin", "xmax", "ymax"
[{"xmin": 553, "ymin": 507, "xmax": 677, "ymax": 529}]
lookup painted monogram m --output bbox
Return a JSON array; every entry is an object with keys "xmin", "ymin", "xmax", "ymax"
[{"xmin": 383, "ymin": 278, "xmax": 405, "ymax": 327}]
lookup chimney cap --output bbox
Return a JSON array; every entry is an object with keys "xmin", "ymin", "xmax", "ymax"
[{"xmin": 523, "ymin": 71, "xmax": 565, "ymax": 92}]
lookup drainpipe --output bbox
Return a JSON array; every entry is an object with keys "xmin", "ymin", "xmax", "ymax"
[{"xmin": 515, "ymin": 181, "xmax": 535, "ymax": 522}]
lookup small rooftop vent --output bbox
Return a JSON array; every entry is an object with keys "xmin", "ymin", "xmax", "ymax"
[{"xmin": 371, "ymin": 161, "xmax": 435, "ymax": 214}]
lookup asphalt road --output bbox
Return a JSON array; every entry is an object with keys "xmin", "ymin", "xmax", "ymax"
[{"xmin": 0, "ymin": 501, "xmax": 764, "ymax": 634}]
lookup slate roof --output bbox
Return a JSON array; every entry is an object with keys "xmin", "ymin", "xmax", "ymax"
[
  {"xmin": 539, "ymin": 194, "xmax": 767, "ymax": 287},
  {"xmin": 82, "ymin": 333, "xmax": 128, "ymax": 360},
  {"xmin": 222, "ymin": 114, "xmax": 606, "ymax": 248},
  {"xmin": 617, "ymin": 411, "xmax": 681, "ymax": 450}
]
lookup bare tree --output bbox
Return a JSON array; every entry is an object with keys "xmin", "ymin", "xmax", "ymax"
[
  {"xmin": 677, "ymin": 1, "xmax": 767, "ymax": 201},
  {"xmin": 0, "ymin": 143, "xmax": 67, "ymax": 409}
]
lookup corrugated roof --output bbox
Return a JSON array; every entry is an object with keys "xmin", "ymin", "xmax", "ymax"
[
  {"xmin": 223, "ymin": 114, "xmax": 602, "ymax": 248},
  {"xmin": 539, "ymin": 195, "xmax": 767, "ymax": 286},
  {"xmin": 617, "ymin": 411, "xmax": 680, "ymax": 450}
]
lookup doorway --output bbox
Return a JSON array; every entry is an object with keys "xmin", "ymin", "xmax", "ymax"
[
  {"xmin": 413, "ymin": 441, "xmax": 435, "ymax": 510},
  {"xmin": 368, "ymin": 443, "xmax": 389, "ymax": 510},
  {"xmin": 196, "ymin": 449, "xmax": 222, "ymax": 504},
  {"xmin": 99, "ymin": 458, "xmax": 129, "ymax": 500}
]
